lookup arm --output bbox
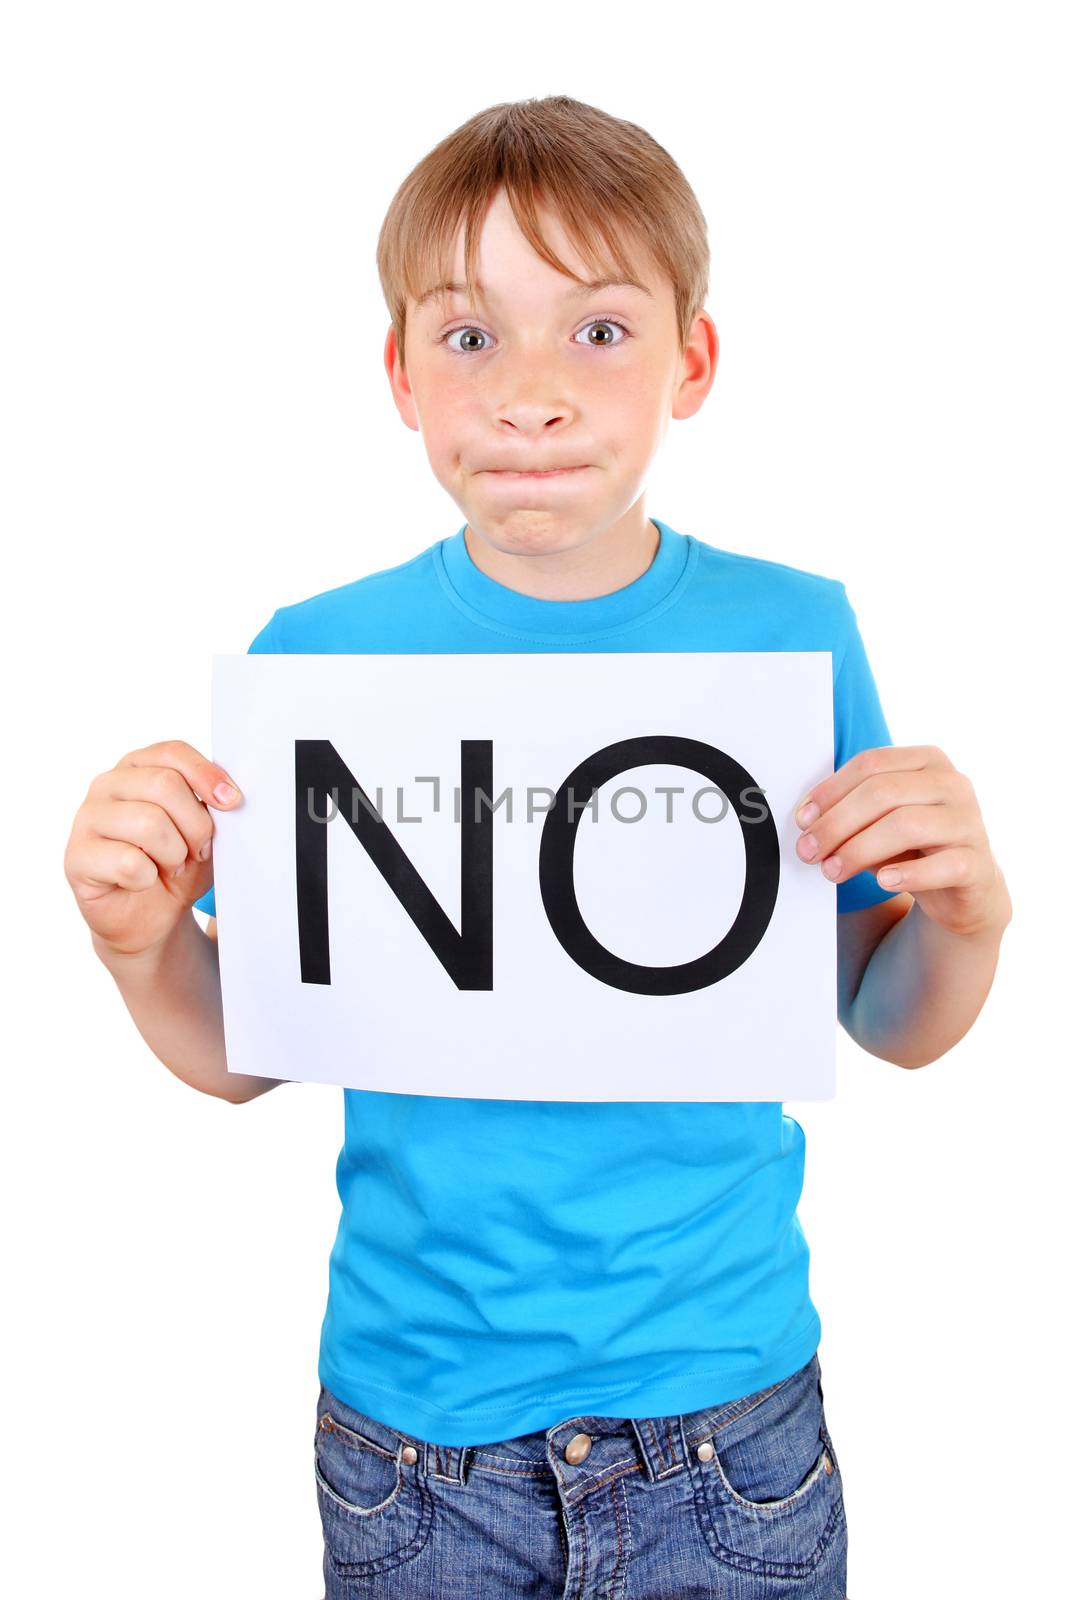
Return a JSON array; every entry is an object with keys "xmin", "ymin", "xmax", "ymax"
[
  {"xmin": 93, "ymin": 910, "xmax": 286, "ymax": 1104},
  {"xmin": 836, "ymin": 893, "xmax": 913, "ymax": 1034},
  {"xmin": 837, "ymin": 886, "xmax": 1010, "ymax": 1067}
]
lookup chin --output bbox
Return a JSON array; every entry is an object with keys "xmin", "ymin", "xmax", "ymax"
[{"xmin": 472, "ymin": 513, "xmax": 594, "ymax": 556}]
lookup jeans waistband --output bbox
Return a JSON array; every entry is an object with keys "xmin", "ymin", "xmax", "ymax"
[{"xmin": 317, "ymin": 1353, "xmax": 819, "ymax": 1495}]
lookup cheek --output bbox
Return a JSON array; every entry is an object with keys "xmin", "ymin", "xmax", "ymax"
[
  {"xmin": 414, "ymin": 378, "xmax": 469, "ymax": 440},
  {"xmin": 593, "ymin": 353, "xmax": 660, "ymax": 407},
  {"xmin": 600, "ymin": 375, "xmax": 667, "ymax": 453},
  {"xmin": 407, "ymin": 358, "xmax": 471, "ymax": 424}
]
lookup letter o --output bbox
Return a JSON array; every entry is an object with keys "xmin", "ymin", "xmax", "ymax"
[{"xmin": 538, "ymin": 736, "xmax": 779, "ymax": 996}]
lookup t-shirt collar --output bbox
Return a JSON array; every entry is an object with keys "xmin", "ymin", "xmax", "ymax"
[{"xmin": 434, "ymin": 516, "xmax": 689, "ymax": 638}]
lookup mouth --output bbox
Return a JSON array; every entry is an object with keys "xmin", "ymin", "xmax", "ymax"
[{"xmin": 482, "ymin": 466, "xmax": 590, "ymax": 479}]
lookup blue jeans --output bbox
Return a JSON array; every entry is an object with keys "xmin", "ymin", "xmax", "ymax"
[{"xmin": 314, "ymin": 1351, "xmax": 847, "ymax": 1597}]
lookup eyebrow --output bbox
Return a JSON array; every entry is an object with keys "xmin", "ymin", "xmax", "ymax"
[{"xmin": 413, "ymin": 275, "xmax": 652, "ymax": 311}]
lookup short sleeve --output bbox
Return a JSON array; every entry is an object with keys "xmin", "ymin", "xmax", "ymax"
[
  {"xmin": 833, "ymin": 588, "xmax": 900, "ymax": 914},
  {"xmin": 192, "ymin": 611, "xmax": 282, "ymax": 921}
]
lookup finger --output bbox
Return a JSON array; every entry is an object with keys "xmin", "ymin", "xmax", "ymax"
[
  {"xmin": 80, "ymin": 798, "xmax": 192, "ymax": 878},
  {"xmin": 794, "ymin": 745, "xmax": 956, "ymax": 829},
  {"xmin": 816, "ymin": 803, "xmax": 977, "ymax": 884},
  {"xmin": 795, "ymin": 767, "xmax": 971, "ymax": 866},
  {"xmin": 87, "ymin": 765, "xmax": 216, "ymax": 863},
  {"xmin": 66, "ymin": 836, "xmax": 161, "ymax": 898},
  {"xmin": 875, "ymin": 846, "xmax": 984, "ymax": 894},
  {"xmin": 115, "ymin": 740, "xmax": 242, "ymax": 810}
]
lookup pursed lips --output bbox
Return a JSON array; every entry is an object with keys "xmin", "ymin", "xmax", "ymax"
[{"xmin": 481, "ymin": 465, "xmax": 589, "ymax": 476}]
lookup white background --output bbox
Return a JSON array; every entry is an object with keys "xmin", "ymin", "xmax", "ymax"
[{"xmin": 4, "ymin": 3, "xmax": 1062, "ymax": 1595}]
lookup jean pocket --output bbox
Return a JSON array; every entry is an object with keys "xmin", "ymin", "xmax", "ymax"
[
  {"xmin": 688, "ymin": 1357, "xmax": 845, "ymax": 1580},
  {"xmin": 313, "ymin": 1387, "xmax": 434, "ymax": 1579}
]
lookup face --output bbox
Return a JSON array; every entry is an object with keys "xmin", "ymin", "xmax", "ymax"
[{"xmin": 385, "ymin": 188, "xmax": 717, "ymax": 563}]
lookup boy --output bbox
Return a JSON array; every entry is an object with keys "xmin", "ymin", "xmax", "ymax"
[{"xmin": 65, "ymin": 96, "xmax": 1011, "ymax": 1598}]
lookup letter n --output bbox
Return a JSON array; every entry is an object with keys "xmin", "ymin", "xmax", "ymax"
[{"xmin": 295, "ymin": 739, "xmax": 493, "ymax": 989}]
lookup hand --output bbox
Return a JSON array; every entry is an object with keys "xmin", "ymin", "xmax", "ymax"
[
  {"xmin": 64, "ymin": 739, "xmax": 243, "ymax": 958},
  {"xmin": 793, "ymin": 744, "xmax": 1012, "ymax": 939}
]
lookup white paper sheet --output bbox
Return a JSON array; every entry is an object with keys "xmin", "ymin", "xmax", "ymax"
[{"xmin": 208, "ymin": 652, "xmax": 836, "ymax": 1101}]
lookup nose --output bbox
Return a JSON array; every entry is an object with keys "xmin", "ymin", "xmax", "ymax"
[
  {"xmin": 494, "ymin": 398, "xmax": 573, "ymax": 434},
  {"xmin": 490, "ymin": 348, "xmax": 579, "ymax": 434}
]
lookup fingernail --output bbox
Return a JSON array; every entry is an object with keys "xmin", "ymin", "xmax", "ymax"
[
  {"xmin": 199, "ymin": 838, "xmax": 212, "ymax": 861},
  {"xmin": 213, "ymin": 782, "xmax": 239, "ymax": 804},
  {"xmin": 879, "ymin": 868, "xmax": 903, "ymax": 886},
  {"xmin": 822, "ymin": 856, "xmax": 842, "ymax": 880},
  {"xmin": 798, "ymin": 833, "xmax": 819, "ymax": 861},
  {"xmin": 797, "ymin": 802, "xmax": 820, "ymax": 827},
  {"xmin": 173, "ymin": 861, "xmax": 187, "ymax": 877}
]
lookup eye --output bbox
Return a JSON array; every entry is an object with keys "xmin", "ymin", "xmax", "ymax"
[
  {"xmin": 439, "ymin": 316, "xmax": 631, "ymax": 355},
  {"xmin": 574, "ymin": 317, "xmax": 629, "ymax": 347},
  {"xmin": 443, "ymin": 325, "xmax": 491, "ymax": 354}
]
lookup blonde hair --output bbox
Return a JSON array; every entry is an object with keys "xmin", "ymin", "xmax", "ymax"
[{"xmin": 377, "ymin": 95, "xmax": 710, "ymax": 369}]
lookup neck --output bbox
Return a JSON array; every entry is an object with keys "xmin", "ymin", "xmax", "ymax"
[{"xmin": 462, "ymin": 512, "xmax": 660, "ymax": 602}]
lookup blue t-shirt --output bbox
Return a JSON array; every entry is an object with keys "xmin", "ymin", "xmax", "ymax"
[{"xmin": 195, "ymin": 516, "xmax": 897, "ymax": 1445}]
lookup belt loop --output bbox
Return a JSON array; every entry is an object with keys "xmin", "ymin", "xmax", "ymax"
[
  {"xmin": 630, "ymin": 1417, "xmax": 657, "ymax": 1480},
  {"xmin": 431, "ymin": 1442, "xmax": 472, "ymax": 1485},
  {"xmin": 630, "ymin": 1415, "xmax": 686, "ymax": 1481}
]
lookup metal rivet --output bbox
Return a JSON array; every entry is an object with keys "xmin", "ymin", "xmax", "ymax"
[
  {"xmin": 564, "ymin": 1431, "xmax": 592, "ymax": 1465},
  {"xmin": 696, "ymin": 1441, "xmax": 714, "ymax": 1462},
  {"xmin": 401, "ymin": 1444, "xmax": 418, "ymax": 1465},
  {"xmin": 823, "ymin": 1451, "xmax": 833, "ymax": 1475}
]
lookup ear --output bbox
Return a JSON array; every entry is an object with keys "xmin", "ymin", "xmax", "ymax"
[
  {"xmin": 384, "ymin": 324, "xmax": 420, "ymax": 433},
  {"xmin": 672, "ymin": 310, "xmax": 719, "ymax": 421}
]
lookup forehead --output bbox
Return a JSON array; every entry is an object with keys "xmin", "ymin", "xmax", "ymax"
[
  {"xmin": 410, "ymin": 191, "xmax": 665, "ymax": 315},
  {"xmin": 412, "ymin": 273, "xmax": 655, "ymax": 313}
]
